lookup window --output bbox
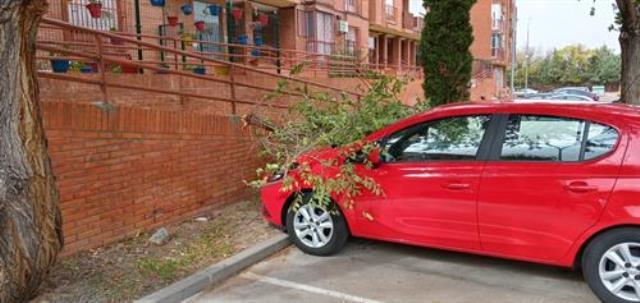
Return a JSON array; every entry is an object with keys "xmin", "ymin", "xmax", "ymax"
[
  {"xmin": 382, "ymin": 115, "xmax": 491, "ymax": 163},
  {"xmin": 346, "ymin": 26, "xmax": 358, "ymax": 55},
  {"xmin": 297, "ymin": 10, "xmax": 312, "ymax": 37},
  {"xmin": 500, "ymin": 115, "xmax": 594, "ymax": 162},
  {"xmin": 68, "ymin": 0, "xmax": 119, "ymax": 32},
  {"xmin": 584, "ymin": 123, "xmax": 619, "ymax": 160}
]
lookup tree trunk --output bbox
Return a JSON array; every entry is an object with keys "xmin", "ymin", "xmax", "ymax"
[
  {"xmin": 0, "ymin": 1, "xmax": 63, "ymax": 302},
  {"xmin": 617, "ymin": 0, "xmax": 640, "ymax": 104}
]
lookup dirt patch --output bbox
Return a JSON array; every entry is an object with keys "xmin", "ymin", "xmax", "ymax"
[{"xmin": 32, "ymin": 200, "xmax": 280, "ymax": 303}]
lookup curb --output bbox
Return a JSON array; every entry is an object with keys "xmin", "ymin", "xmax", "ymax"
[{"xmin": 135, "ymin": 233, "xmax": 290, "ymax": 303}]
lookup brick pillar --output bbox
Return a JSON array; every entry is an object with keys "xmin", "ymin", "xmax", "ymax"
[
  {"xmin": 243, "ymin": 1, "xmax": 253, "ymax": 64},
  {"xmin": 392, "ymin": 37, "xmax": 401, "ymax": 71},
  {"xmin": 409, "ymin": 40, "xmax": 416, "ymax": 66},
  {"xmin": 381, "ymin": 34, "xmax": 388, "ymax": 69}
]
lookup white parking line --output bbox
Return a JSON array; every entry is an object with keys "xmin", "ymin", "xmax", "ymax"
[{"xmin": 241, "ymin": 272, "xmax": 386, "ymax": 303}]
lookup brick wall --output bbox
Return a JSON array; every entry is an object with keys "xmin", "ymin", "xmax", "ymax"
[{"xmin": 42, "ymin": 101, "xmax": 263, "ymax": 255}]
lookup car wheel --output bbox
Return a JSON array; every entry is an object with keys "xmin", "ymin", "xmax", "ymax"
[
  {"xmin": 285, "ymin": 196, "xmax": 348, "ymax": 256},
  {"xmin": 583, "ymin": 228, "xmax": 640, "ymax": 303}
]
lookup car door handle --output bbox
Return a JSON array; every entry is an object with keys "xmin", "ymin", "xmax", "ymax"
[
  {"xmin": 443, "ymin": 183, "xmax": 471, "ymax": 190},
  {"xmin": 564, "ymin": 182, "xmax": 598, "ymax": 193}
]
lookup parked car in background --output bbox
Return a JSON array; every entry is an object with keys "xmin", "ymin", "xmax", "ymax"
[
  {"xmin": 553, "ymin": 87, "xmax": 600, "ymax": 101},
  {"xmin": 514, "ymin": 88, "xmax": 540, "ymax": 97},
  {"xmin": 261, "ymin": 101, "xmax": 640, "ymax": 303},
  {"xmin": 549, "ymin": 94, "xmax": 596, "ymax": 102},
  {"xmin": 555, "ymin": 86, "xmax": 591, "ymax": 92}
]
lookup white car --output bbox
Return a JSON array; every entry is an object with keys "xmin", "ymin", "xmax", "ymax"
[{"xmin": 548, "ymin": 94, "xmax": 596, "ymax": 102}]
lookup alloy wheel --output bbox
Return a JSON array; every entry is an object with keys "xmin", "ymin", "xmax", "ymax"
[
  {"xmin": 599, "ymin": 242, "xmax": 640, "ymax": 302},
  {"xmin": 293, "ymin": 204, "xmax": 334, "ymax": 248}
]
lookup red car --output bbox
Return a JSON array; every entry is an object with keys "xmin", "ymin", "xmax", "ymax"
[{"xmin": 261, "ymin": 101, "xmax": 640, "ymax": 303}]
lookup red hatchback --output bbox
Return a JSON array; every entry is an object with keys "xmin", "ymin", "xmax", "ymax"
[{"xmin": 260, "ymin": 101, "xmax": 640, "ymax": 303}]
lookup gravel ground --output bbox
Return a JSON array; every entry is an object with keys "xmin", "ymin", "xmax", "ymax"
[{"xmin": 31, "ymin": 199, "xmax": 279, "ymax": 303}]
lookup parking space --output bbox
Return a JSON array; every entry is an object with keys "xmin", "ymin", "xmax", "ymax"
[{"xmin": 186, "ymin": 239, "xmax": 599, "ymax": 303}]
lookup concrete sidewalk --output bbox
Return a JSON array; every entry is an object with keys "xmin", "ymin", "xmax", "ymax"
[{"xmin": 185, "ymin": 239, "xmax": 599, "ymax": 303}]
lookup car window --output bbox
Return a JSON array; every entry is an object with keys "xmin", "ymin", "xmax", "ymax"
[
  {"xmin": 500, "ymin": 115, "xmax": 586, "ymax": 162},
  {"xmin": 382, "ymin": 115, "xmax": 491, "ymax": 163},
  {"xmin": 584, "ymin": 123, "xmax": 619, "ymax": 160}
]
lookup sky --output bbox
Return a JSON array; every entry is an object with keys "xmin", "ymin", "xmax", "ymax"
[
  {"xmin": 409, "ymin": 0, "xmax": 620, "ymax": 53},
  {"xmin": 516, "ymin": 0, "xmax": 619, "ymax": 53}
]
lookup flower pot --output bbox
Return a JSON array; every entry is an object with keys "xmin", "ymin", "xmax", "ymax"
[
  {"xmin": 85, "ymin": 3, "xmax": 102, "ymax": 18},
  {"xmin": 167, "ymin": 16, "xmax": 179, "ymax": 26},
  {"xmin": 237, "ymin": 35, "xmax": 248, "ymax": 45},
  {"xmin": 181, "ymin": 4, "xmax": 193, "ymax": 15},
  {"xmin": 231, "ymin": 8, "xmax": 242, "ymax": 20},
  {"xmin": 149, "ymin": 0, "xmax": 165, "ymax": 7},
  {"xmin": 213, "ymin": 65, "xmax": 229, "ymax": 76},
  {"xmin": 50, "ymin": 59, "xmax": 70, "ymax": 73},
  {"xmin": 80, "ymin": 66, "xmax": 94, "ymax": 74},
  {"xmin": 182, "ymin": 34, "xmax": 194, "ymax": 44},
  {"xmin": 193, "ymin": 66, "xmax": 206, "ymax": 75},
  {"xmin": 254, "ymin": 36, "xmax": 263, "ymax": 46},
  {"xmin": 194, "ymin": 21, "xmax": 206, "ymax": 32},
  {"xmin": 258, "ymin": 14, "xmax": 269, "ymax": 26},
  {"xmin": 122, "ymin": 66, "xmax": 139, "ymax": 74},
  {"xmin": 207, "ymin": 4, "xmax": 221, "ymax": 16}
]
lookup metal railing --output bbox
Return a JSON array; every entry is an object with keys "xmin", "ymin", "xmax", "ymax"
[
  {"xmin": 37, "ymin": 17, "xmax": 366, "ymax": 114},
  {"xmin": 345, "ymin": 0, "xmax": 361, "ymax": 14},
  {"xmin": 385, "ymin": 5, "xmax": 397, "ymax": 23}
]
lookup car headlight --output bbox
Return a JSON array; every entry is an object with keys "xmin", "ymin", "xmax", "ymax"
[
  {"xmin": 267, "ymin": 172, "xmax": 285, "ymax": 182},
  {"xmin": 267, "ymin": 162, "xmax": 298, "ymax": 183}
]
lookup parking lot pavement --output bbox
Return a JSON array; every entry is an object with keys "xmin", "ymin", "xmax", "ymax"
[{"xmin": 186, "ymin": 238, "xmax": 599, "ymax": 303}]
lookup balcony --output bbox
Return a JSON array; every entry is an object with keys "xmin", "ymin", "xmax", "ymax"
[
  {"xmin": 492, "ymin": 18, "xmax": 504, "ymax": 32},
  {"xmin": 402, "ymin": 12, "xmax": 424, "ymax": 32},
  {"xmin": 385, "ymin": 5, "xmax": 397, "ymax": 23},
  {"xmin": 491, "ymin": 47, "xmax": 506, "ymax": 61},
  {"xmin": 345, "ymin": 0, "xmax": 361, "ymax": 14}
]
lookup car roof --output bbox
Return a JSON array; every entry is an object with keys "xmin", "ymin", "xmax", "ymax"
[{"xmin": 368, "ymin": 100, "xmax": 640, "ymax": 139}]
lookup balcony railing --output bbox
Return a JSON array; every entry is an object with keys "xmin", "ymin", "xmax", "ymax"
[
  {"xmin": 492, "ymin": 18, "xmax": 504, "ymax": 31},
  {"xmin": 491, "ymin": 47, "xmax": 506, "ymax": 61},
  {"xmin": 345, "ymin": 0, "xmax": 361, "ymax": 14},
  {"xmin": 402, "ymin": 12, "xmax": 424, "ymax": 32},
  {"xmin": 385, "ymin": 5, "xmax": 397, "ymax": 23},
  {"xmin": 415, "ymin": 16, "xmax": 424, "ymax": 31},
  {"xmin": 402, "ymin": 11, "xmax": 414, "ymax": 30}
]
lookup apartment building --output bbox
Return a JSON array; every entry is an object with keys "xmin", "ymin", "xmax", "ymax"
[
  {"xmin": 470, "ymin": 0, "xmax": 516, "ymax": 100},
  {"xmin": 42, "ymin": 0, "xmax": 422, "ymax": 72},
  {"xmin": 41, "ymin": 0, "xmax": 512, "ymax": 98}
]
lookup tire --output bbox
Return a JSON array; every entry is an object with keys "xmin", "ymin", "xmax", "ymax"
[
  {"xmin": 582, "ymin": 228, "xmax": 640, "ymax": 303},
  {"xmin": 285, "ymin": 194, "xmax": 349, "ymax": 256}
]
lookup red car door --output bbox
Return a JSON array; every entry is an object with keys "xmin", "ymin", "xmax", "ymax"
[
  {"xmin": 352, "ymin": 115, "xmax": 494, "ymax": 251},
  {"xmin": 478, "ymin": 114, "xmax": 625, "ymax": 262}
]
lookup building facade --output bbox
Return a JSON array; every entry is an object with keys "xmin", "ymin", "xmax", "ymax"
[
  {"xmin": 42, "ymin": 0, "xmax": 423, "ymax": 73},
  {"xmin": 470, "ymin": 0, "xmax": 516, "ymax": 100},
  {"xmin": 41, "ymin": 0, "xmax": 513, "ymax": 96}
]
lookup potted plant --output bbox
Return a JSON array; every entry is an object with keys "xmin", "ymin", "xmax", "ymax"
[
  {"xmin": 167, "ymin": 15, "xmax": 179, "ymax": 26},
  {"xmin": 149, "ymin": 0, "xmax": 165, "ymax": 7},
  {"xmin": 71, "ymin": 61, "xmax": 94, "ymax": 74},
  {"xmin": 181, "ymin": 32, "xmax": 195, "ymax": 44},
  {"xmin": 207, "ymin": 4, "xmax": 221, "ymax": 16},
  {"xmin": 192, "ymin": 65, "xmax": 206, "ymax": 75},
  {"xmin": 194, "ymin": 20, "xmax": 206, "ymax": 32},
  {"xmin": 181, "ymin": 3, "xmax": 193, "ymax": 15},
  {"xmin": 231, "ymin": 7, "xmax": 242, "ymax": 20},
  {"xmin": 258, "ymin": 13, "xmax": 269, "ymax": 26},
  {"xmin": 85, "ymin": 0, "xmax": 103, "ymax": 19},
  {"xmin": 49, "ymin": 51, "xmax": 70, "ymax": 73}
]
